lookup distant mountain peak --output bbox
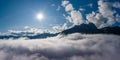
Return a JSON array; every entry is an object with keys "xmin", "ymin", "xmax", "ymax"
[{"xmin": 61, "ymin": 23, "xmax": 120, "ymax": 35}]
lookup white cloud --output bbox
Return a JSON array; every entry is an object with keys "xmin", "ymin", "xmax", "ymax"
[
  {"xmin": 62, "ymin": 0, "xmax": 84, "ymax": 25},
  {"xmin": 0, "ymin": 33, "xmax": 120, "ymax": 60},
  {"xmin": 65, "ymin": 4, "xmax": 74, "ymax": 12},
  {"xmin": 116, "ymin": 14, "xmax": 120, "ymax": 23},
  {"xmin": 52, "ymin": 23, "xmax": 68, "ymax": 32},
  {"xmin": 61, "ymin": 0, "xmax": 69, "ymax": 7},
  {"xmin": 113, "ymin": 2, "xmax": 120, "ymax": 9},
  {"xmin": 24, "ymin": 26, "xmax": 30, "ymax": 29},
  {"xmin": 70, "ymin": 11, "xmax": 84, "ymax": 25},
  {"xmin": 86, "ymin": 0, "xmax": 120, "ymax": 28},
  {"xmin": 86, "ymin": 11, "xmax": 107, "ymax": 28},
  {"xmin": 79, "ymin": 8, "xmax": 85, "ymax": 11},
  {"xmin": 0, "ymin": 26, "xmax": 56, "ymax": 39},
  {"xmin": 88, "ymin": 3, "xmax": 93, "ymax": 8},
  {"xmin": 51, "ymin": 4, "xmax": 55, "ymax": 7},
  {"xmin": 8, "ymin": 26, "xmax": 45, "ymax": 36},
  {"xmin": 56, "ymin": 6, "xmax": 61, "ymax": 11},
  {"xmin": 98, "ymin": 0, "xmax": 116, "ymax": 25},
  {"xmin": 61, "ymin": 0, "xmax": 120, "ymax": 28}
]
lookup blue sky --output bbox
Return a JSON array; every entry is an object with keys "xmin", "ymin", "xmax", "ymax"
[
  {"xmin": 0, "ymin": 0, "xmax": 120, "ymax": 32},
  {"xmin": 0, "ymin": 0, "xmax": 65, "ymax": 32}
]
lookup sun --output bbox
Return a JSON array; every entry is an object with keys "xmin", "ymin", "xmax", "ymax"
[{"xmin": 36, "ymin": 13, "xmax": 44, "ymax": 21}]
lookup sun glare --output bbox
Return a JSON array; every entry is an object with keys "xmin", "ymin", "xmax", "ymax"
[{"xmin": 36, "ymin": 13, "xmax": 44, "ymax": 21}]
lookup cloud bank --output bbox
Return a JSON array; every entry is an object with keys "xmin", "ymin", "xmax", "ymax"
[
  {"xmin": 0, "ymin": 26, "xmax": 58, "ymax": 39},
  {"xmin": 0, "ymin": 33, "xmax": 120, "ymax": 60}
]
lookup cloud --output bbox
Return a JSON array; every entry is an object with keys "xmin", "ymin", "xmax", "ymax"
[
  {"xmin": 116, "ymin": 14, "xmax": 120, "ymax": 23},
  {"xmin": 112, "ymin": 2, "xmax": 120, "ymax": 9},
  {"xmin": 61, "ymin": 0, "xmax": 120, "ymax": 28},
  {"xmin": 56, "ymin": 6, "xmax": 61, "ymax": 11},
  {"xmin": 52, "ymin": 23, "xmax": 68, "ymax": 32},
  {"xmin": 88, "ymin": 3, "xmax": 93, "ymax": 8},
  {"xmin": 79, "ymin": 8, "xmax": 85, "ymax": 11},
  {"xmin": 65, "ymin": 4, "xmax": 74, "ymax": 12},
  {"xmin": 62, "ymin": 0, "xmax": 84, "ymax": 25},
  {"xmin": 86, "ymin": 11, "xmax": 107, "ymax": 28},
  {"xmin": 0, "ymin": 33, "xmax": 120, "ymax": 60},
  {"xmin": 86, "ymin": 0, "xmax": 120, "ymax": 28},
  {"xmin": 61, "ymin": 0, "xmax": 69, "ymax": 7},
  {"xmin": 0, "ymin": 26, "xmax": 58, "ymax": 39},
  {"xmin": 8, "ymin": 26, "xmax": 45, "ymax": 36},
  {"xmin": 51, "ymin": 4, "xmax": 55, "ymax": 7},
  {"xmin": 98, "ymin": 0, "xmax": 116, "ymax": 25}
]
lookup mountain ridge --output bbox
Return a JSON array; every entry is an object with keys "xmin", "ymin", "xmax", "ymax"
[{"xmin": 61, "ymin": 23, "xmax": 120, "ymax": 35}]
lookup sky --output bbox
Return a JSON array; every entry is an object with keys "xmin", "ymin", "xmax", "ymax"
[
  {"xmin": 0, "ymin": 0, "xmax": 120, "ymax": 32},
  {"xmin": 0, "ymin": 0, "xmax": 65, "ymax": 32}
]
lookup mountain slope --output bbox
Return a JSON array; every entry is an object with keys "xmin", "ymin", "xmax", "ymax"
[{"xmin": 61, "ymin": 23, "xmax": 120, "ymax": 35}]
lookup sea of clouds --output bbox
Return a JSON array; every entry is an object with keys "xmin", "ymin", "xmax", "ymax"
[{"xmin": 0, "ymin": 33, "xmax": 120, "ymax": 60}]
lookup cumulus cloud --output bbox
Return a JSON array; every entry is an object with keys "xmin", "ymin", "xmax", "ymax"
[
  {"xmin": 65, "ymin": 4, "xmax": 74, "ymax": 12},
  {"xmin": 62, "ymin": 0, "xmax": 84, "ymax": 25},
  {"xmin": 52, "ymin": 23, "xmax": 68, "ymax": 32},
  {"xmin": 98, "ymin": 0, "xmax": 116, "ymax": 25},
  {"xmin": 86, "ymin": 11, "xmax": 107, "ymax": 28},
  {"xmin": 61, "ymin": 0, "xmax": 69, "ymax": 7},
  {"xmin": 86, "ymin": 0, "xmax": 120, "ymax": 28},
  {"xmin": 0, "ymin": 33, "xmax": 120, "ymax": 60}
]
